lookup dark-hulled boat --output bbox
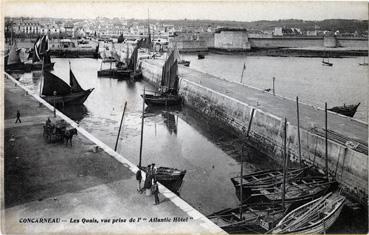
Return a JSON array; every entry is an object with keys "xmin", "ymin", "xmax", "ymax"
[
  {"xmin": 322, "ymin": 57, "xmax": 333, "ymax": 66},
  {"xmin": 141, "ymin": 48, "xmax": 182, "ymax": 106},
  {"xmin": 178, "ymin": 60, "xmax": 190, "ymax": 67},
  {"xmin": 198, "ymin": 54, "xmax": 205, "ymax": 59},
  {"xmin": 41, "ymin": 64, "xmax": 94, "ymax": 105},
  {"xmin": 139, "ymin": 166, "xmax": 186, "ymax": 193},
  {"xmin": 328, "ymin": 103, "xmax": 360, "ymax": 117}
]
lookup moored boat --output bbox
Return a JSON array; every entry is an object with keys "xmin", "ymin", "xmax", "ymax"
[
  {"xmin": 322, "ymin": 57, "xmax": 333, "ymax": 66},
  {"xmin": 198, "ymin": 54, "xmax": 205, "ymax": 59},
  {"xmin": 30, "ymin": 35, "xmax": 55, "ymax": 71},
  {"xmin": 5, "ymin": 42, "xmax": 30, "ymax": 73},
  {"xmin": 328, "ymin": 103, "xmax": 360, "ymax": 117},
  {"xmin": 41, "ymin": 63, "xmax": 94, "ymax": 105},
  {"xmin": 269, "ymin": 192, "xmax": 345, "ymax": 234}
]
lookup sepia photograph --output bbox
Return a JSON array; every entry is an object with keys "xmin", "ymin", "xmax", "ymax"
[{"xmin": 2, "ymin": 0, "xmax": 368, "ymax": 234}]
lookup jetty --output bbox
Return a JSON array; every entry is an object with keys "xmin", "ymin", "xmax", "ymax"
[
  {"xmin": 141, "ymin": 58, "xmax": 368, "ymax": 205},
  {"xmin": 3, "ymin": 74, "xmax": 225, "ymax": 234}
]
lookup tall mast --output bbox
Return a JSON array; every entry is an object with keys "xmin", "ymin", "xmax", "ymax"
[
  {"xmin": 138, "ymin": 88, "xmax": 145, "ymax": 168},
  {"xmin": 147, "ymin": 9, "xmax": 151, "ymax": 50}
]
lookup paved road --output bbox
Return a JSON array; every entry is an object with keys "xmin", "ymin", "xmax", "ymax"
[{"xmin": 3, "ymin": 76, "xmax": 224, "ymax": 234}]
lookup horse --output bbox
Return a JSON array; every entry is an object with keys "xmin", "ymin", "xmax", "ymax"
[{"xmin": 64, "ymin": 128, "xmax": 78, "ymax": 146}]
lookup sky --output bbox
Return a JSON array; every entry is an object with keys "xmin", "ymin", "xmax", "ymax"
[{"xmin": 4, "ymin": 1, "xmax": 368, "ymax": 21}]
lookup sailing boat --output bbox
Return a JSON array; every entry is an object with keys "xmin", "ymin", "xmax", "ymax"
[
  {"xmin": 322, "ymin": 57, "xmax": 333, "ymax": 66},
  {"xmin": 31, "ymin": 35, "xmax": 55, "ymax": 71},
  {"xmin": 41, "ymin": 62, "xmax": 94, "ymax": 105},
  {"xmin": 174, "ymin": 46, "xmax": 190, "ymax": 67},
  {"xmin": 358, "ymin": 57, "xmax": 368, "ymax": 66},
  {"xmin": 138, "ymin": 89, "xmax": 186, "ymax": 193},
  {"xmin": 5, "ymin": 41, "xmax": 30, "ymax": 72},
  {"xmin": 141, "ymin": 48, "xmax": 182, "ymax": 106},
  {"xmin": 328, "ymin": 102, "xmax": 360, "ymax": 117},
  {"xmin": 97, "ymin": 42, "xmax": 141, "ymax": 80}
]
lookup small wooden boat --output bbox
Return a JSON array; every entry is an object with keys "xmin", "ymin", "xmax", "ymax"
[
  {"xmin": 139, "ymin": 166, "xmax": 186, "ymax": 193},
  {"xmin": 198, "ymin": 54, "xmax": 205, "ymax": 59},
  {"xmin": 231, "ymin": 167, "xmax": 309, "ymax": 201},
  {"xmin": 328, "ymin": 103, "xmax": 360, "ymax": 117},
  {"xmin": 30, "ymin": 35, "xmax": 55, "ymax": 71},
  {"xmin": 358, "ymin": 57, "xmax": 368, "ymax": 66},
  {"xmin": 142, "ymin": 91, "xmax": 182, "ymax": 106},
  {"xmin": 208, "ymin": 202, "xmax": 288, "ymax": 233},
  {"xmin": 269, "ymin": 192, "xmax": 345, "ymax": 234},
  {"xmin": 236, "ymin": 177, "xmax": 337, "ymax": 204},
  {"xmin": 5, "ymin": 43, "xmax": 30, "ymax": 73},
  {"xmin": 322, "ymin": 58, "xmax": 333, "ymax": 66}
]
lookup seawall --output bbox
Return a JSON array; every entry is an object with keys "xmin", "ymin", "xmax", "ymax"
[{"xmin": 140, "ymin": 59, "xmax": 368, "ymax": 205}]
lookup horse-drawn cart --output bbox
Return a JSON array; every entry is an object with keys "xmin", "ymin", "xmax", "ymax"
[{"xmin": 43, "ymin": 118, "xmax": 77, "ymax": 145}]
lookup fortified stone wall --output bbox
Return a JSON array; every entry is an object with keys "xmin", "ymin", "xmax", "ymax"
[{"xmin": 214, "ymin": 31, "xmax": 251, "ymax": 50}]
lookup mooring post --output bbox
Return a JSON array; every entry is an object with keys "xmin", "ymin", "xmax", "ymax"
[
  {"xmin": 296, "ymin": 96, "xmax": 302, "ymax": 166},
  {"xmin": 114, "ymin": 101, "xmax": 127, "ymax": 151},
  {"xmin": 272, "ymin": 77, "xmax": 276, "ymax": 96}
]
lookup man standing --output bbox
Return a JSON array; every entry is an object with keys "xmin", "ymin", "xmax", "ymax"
[
  {"xmin": 152, "ymin": 181, "xmax": 160, "ymax": 205},
  {"xmin": 15, "ymin": 110, "xmax": 21, "ymax": 123},
  {"xmin": 136, "ymin": 168, "xmax": 142, "ymax": 193}
]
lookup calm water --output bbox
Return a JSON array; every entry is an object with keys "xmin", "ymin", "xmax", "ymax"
[
  {"xmin": 182, "ymin": 54, "xmax": 368, "ymax": 122},
  {"xmin": 16, "ymin": 55, "xmax": 367, "ymax": 233}
]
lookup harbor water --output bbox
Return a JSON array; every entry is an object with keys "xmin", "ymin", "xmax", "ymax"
[{"xmin": 15, "ymin": 55, "xmax": 367, "ymax": 233}]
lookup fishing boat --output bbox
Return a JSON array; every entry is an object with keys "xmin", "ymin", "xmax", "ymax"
[
  {"xmin": 41, "ymin": 62, "xmax": 94, "ymax": 105},
  {"xmin": 198, "ymin": 54, "xmax": 205, "ymax": 59},
  {"xmin": 30, "ymin": 35, "xmax": 55, "ymax": 71},
  {"xmin": 269, "ymin": 192, "xmax": 345, "ymax": 234},
  {"xmin": 208, "ymin": 202, "xmax": 288, "ymax": 233},
  {"xmin": 358, "ymin": 57, "xmax": 368, "ymax": 66},
  {"xmin": 328, "ymin": 103, "xmax": 360, "ymax": 117},
  {"xmin": 97, "ymin": 43, "xmax": 142, "ymax": 80},
  {"xmin": 231, "ymin": 167, "xmax": 309, "ymax": 197},
  {"xmin": 322, "ymin": 57, "xmax": 333, "ymax": 66},
  {"xmin": 5, "ymin": 42, "xmax": 30, "ymax": 72},
  {"xmin": 141, "ymin": 48, "xmax": 182, "ymax": 106},
  {"xmin": 137, "ymin": 89, "xmax": 186, "ymax": 193}
]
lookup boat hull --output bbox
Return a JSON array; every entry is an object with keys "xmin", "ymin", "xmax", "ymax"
[
  {"xmin": 5, "ymin": 63, "xmax": 31, "ymax": 73},
  {"xmin": 98, "ymin": 69, "xmax": 142, "ymax": 80},
  {"xmin": 140, "ymin": 166, "xmax": 186, "ymax": 193},
  {"xmin": 142, "ymin": 94, "xmax": 182, "ymax": 106},
  {"xmin": 328, "ymin": 103, "xmax": 360, "ymax": 117},
  {"xmin": 30, "ymin": 62, "xmax": 55, "ymax": 71},
  {"xmin": 42, "ymin": 89, "xmax": 94, "ymax": 105}
]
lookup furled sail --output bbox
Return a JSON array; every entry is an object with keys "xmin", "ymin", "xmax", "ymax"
[
  {"xmin": 70, "ymin": 69, "xmax": 85, "ymax": 93},
  {"xmin": 161, "ymin": 49, "xmax": 177, "ymax": 90},
  {"xmin": 42, "ymin": 71, "xmax": 71, "ymax": 96},
  {"xmin": 33, "ymin": 35, "xmax": 50, "ymax": 63},
  {"xmin": 7, "ymin": 43, "xmax": 21, "ymax": 65},
  {"xmin": 128, "ymin": 44, "xmax": 139, "ymax": 71}
]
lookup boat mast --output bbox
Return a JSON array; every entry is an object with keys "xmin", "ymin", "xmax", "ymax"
[
  {"xmin": 325, "ymin": 102, "xmax": 329, "ymax": 181},
  {"xmin": 282, "ymin": 118, "xmax": 288, "ymax": 211},
  {"xmin": 138, "ymin": 88, "xmax": 145, "ymax": 168},
  {"xmin": 147, "ymin": 8, "xmax": 151, "ymax": 51},
  {"xmin": 39, "ymin": 56, "xmax": 45, "ymax": 96}
]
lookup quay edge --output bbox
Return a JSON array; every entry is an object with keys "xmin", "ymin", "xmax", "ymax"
[
  {"xmin": 141, "ymin": 59, "xmax": 368, "ymax": 206},
  {"xmin": 3, "ymin": 72, "xmax": 226, "ymax": 235}
]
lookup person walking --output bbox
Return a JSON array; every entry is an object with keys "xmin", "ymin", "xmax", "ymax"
[
  {"xmin": 15, "ymin": 110, "xmax": 21, "ymax": 123},
  {"xmin": 152, "ymin": 181, "xmax": 160, "ymax": 205},
  {"xmin": 136, "ymin": 168, "xmax": 142, "ymax": 193}
]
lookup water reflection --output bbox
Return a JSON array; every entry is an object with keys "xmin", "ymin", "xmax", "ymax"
[{"xmin": 59, "ymin": 104, "xmax": 89, "ymax": 123}]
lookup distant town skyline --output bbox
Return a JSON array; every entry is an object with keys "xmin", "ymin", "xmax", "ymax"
[{"xmin": 5, "ymin": 1, "xmax": 368, "ymax": 21}]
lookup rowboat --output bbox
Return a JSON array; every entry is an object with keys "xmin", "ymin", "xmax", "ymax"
[
  {"xmin": 231, "ymin": 167, "xmax": 309, "ymax": 193},
  {"xmin": 208, "ymin": 202, "xmax": 288, "ymax": 233},
  {"xmin": 236, "ymin": 177, "xmax": 337, "ymax": 204},
  {"xmin": 269, "ymin": 192, "xmax": 345, "ymax": 234}
]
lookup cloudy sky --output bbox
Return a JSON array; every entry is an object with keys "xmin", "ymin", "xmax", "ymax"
[{"xmin": 4, "ymin": 1, "xmax": 368, "ymax": 21}]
